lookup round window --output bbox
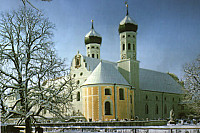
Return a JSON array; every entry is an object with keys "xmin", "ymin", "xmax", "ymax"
[{"xmin": 80, "ymin": 72, "xmax": 83, "ymax": 76}]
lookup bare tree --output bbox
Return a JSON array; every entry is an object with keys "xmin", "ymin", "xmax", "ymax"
[
  {"xmin": 0, "ymin": 7, "xmax": 75, "ymax": 132},
  {"xmin": 183, "ymin": 55, "xmax": 200, "ymax": 116},
  {"xmin": 21, "ymin": 0, "xmax": 52, "ymax": 11}
]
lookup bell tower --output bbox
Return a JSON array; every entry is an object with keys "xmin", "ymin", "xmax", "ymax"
[
  {"xmin": 117, "ymin": 3, "xmax": 139, "ymax": 89},
  {"xmin": 85, "ymin": 20, "xmax": 102, "ymax": 59},
  {"xmin": 118, "ymin": 4, "xmax": 138, "ymax": 60}
]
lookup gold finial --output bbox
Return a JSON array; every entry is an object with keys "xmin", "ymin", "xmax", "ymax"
[
  {"xmin": 91, "ymin": 19, "xmax": 94, "ymax": 29},
  {"xmin": 125, "ymin": 1, "xmax": 129, "ymax": 16}
]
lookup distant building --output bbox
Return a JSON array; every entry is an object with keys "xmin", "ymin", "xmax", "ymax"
[{"xmin": 70, "ymin": 4, "xmax": 184, "ymax": 121}]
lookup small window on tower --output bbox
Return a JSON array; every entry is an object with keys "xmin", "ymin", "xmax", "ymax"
[
  {"xmin": 122, "ymin": 35, "xmax": 125, "ymax": 38},
  {"xmin": 133, "ymin": 44, "xmax": 135, "ymax": 50},
  {"xmin": 87, "ymin": 47, "xmax": 90, "ymax": 49},
  {"xmin": 88, "ymin": 54, "xmax": 90, "ymax": 57},
  {"xmin": 128, "ymin": 43, "xmax": 131, "ymax": 50},
  {"xmin": 96, "ymin": 47, "xmax": 99, "ymax": 49},
  {"xmin": 97, "ymin": 54, "xmax": 99, "ymax": 59},
  {"xmin": 92, "ymin": 54, "xmax": 95, "ymax": 58},
  {"xmin": 91, "ymin": 46, "xmax": 94, "ymax": 49},
  {"xmin": 128, "ymin": 35, "xmax": 130, "ymax": 37},
  {"xmin": 133, "ymin": 35, "xmax": 135, "ymax": 38},
  {"xmin": 123, "ymin": 44, "xmax": 125, "ymax": 51}
]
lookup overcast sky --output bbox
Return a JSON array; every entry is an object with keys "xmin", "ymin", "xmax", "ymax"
[{"xmin": 0, "ymin": 0, "xmax": 199, "ymax": 79}]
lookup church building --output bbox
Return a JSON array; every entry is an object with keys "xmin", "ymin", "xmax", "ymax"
[{"xmin": 70, "ymin": 4, "xmax": 184, "ymax": 121}]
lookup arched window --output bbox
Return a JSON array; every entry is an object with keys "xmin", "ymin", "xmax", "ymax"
[
  {"xmin": 77, "ymin": 92, "xmax": 80, "ymax": 101},
  {"xmin": 164, "ymin": 104, "xmax": 167, "ymax": 114},
  {"xmin": 156, "ymin": 96, "xmax": 158, "ymax": 101},
  {"xmin": 92, "ymin": 54, "xmax": 94, "ymax": 58},
  {"xmin": 133, "ymin": 44, "xmax": 135, "ymax": 50},
  {"xmin": 155, "ymin": 104, "xmax": 158, "ymax": 114},
  {"xmin": 105, "ymin": 88, "xmax": 111, "ymax": 95},
  {"xmin": 145, "ymin": 104, "xmax": 149, "ymax": 114},
  {"xmin": 119, "ymin": 88, "xmax": 124, "ymax": 100},
  {"xmin": 105, "ymin": 101, "xmax": 111, "ymax": 115},
  {"xmin": 128, "ymin": 43, "xmax": 131, "ymax": 50},
  {"xmin": 122, "ymin": 44, "xmax": 125, "ymax": 50},
  {"xmin": 130, "ymin": 95, "xmax": 132, "ymax": 104},
  {"xmin": 145, "ymin": 95, "xmax": 148, "ymax": 100}
]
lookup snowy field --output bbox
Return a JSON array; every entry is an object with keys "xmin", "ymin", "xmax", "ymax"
[{"xmin": 37, "ymin": 124, "xmax": 200, "ymax": 133}]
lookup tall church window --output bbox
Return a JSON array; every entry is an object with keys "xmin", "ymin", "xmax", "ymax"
[
  {"xmin": 97, "ymin": 54, "xmax": 99, "ymax": 59},
  {"xmin": 130, "ymin": 95, "xmax": 132, "ymax": 104},
  {"xmin": 145, "ymin": 104, "xmax": 149, "ymax": 114},
  {"xmin": 128, "ymin": 43, "xmax": 131, "ymax": 50},
  {"xmin": 88, "ymin": 54, "xmax": 90, "ymax": 57},
  {"xmin": 119, "ymin": 88, "xmax": 124, "ymax": 100},
  {"xmin": 105, "ymin": 88, "xmax": 111, "ymax": 95},
  {"xmin": 77, "ymin": 91, "xmax": 80, "ymax": 101},
  {"xmin": 155, "ymin": 104, "xmax": 158, "ymax": 114},
  {"xmin": 122, "ymin": 44, "xmax": 125, "ymax": 51},
  {"xmin": 92, "ymin": 54, "xmax": 94, "ymax": 58},
  {"xmin": 133, "ymin": 44, "xmax": 135, "ymax": 50},
  {"xmin": 164, "ymin": 104, "xmax": 167, "ymax": 114},
  {"xmin": 145, "ymin": 95, "xmax": 148, "ymax": 100},
  {"xmin": 156, "ymin": 96, "xmax": 158, "ymax": 101},
  {"xmin": 105, "ymin": 101, "xmax": 111, "ymax": 115}
]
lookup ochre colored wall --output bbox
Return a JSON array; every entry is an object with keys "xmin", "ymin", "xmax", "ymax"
[{"xmin": 82, "ymin": 85, "xmax": 134, "ymax": 121}]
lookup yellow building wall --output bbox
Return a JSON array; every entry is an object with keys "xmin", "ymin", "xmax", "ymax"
[{"xmin": 82, "ymin": 85, "xmax": 134, "ymax": 121}]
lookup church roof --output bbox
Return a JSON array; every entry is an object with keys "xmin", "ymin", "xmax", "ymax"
[
  {"xmin": 85, "ymin": 28, "xmax": 101, "ymax": 38},
  {"xmin": 120, "ymin": 15, "xmax": 137, "ymax": 25},
  {"xmin": 82, "ymin": 61, "xmax": 130, "ymax": 86},
  {"xmin": 85, "ymin": 21, "xmax": 102, "ymax": 45},
  {"xmin": 139, "ymin": 68, "xmax": 183, "ymax": 94},
  {"xmin": 81, "ymin": 55, "xmax": 183, "ymax": 94}
]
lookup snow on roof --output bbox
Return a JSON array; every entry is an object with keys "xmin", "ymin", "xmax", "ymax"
[
  {"xmin": 120, "ymin": 15, "xmax": 137, "ymax": 25},
  {"xmin": 80, "ymin": 55, "xmax": 183, "ymax": 94},
  {"xmin": 85, "ymin": 28, "xmax": 101, "ymax": 37},
  {"xmin": 82, "ymin": 61, "xmax": 130, "ymax": 86},
  {"xmin": 139, "ymin": 68, "xmax": 183, "ymax": 94}
]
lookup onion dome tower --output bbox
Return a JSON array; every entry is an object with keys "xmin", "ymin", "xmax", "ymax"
[
  {"xmin": 118, "ymin": 4, "xmax": 138, "ymax": 60},
  {"xmin": 85, "ymin": 20, "xmax": 102, "ymax": 59}
]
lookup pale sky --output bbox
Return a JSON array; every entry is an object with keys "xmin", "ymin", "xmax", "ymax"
[{"xmin": 0, "ymin": 0, "xmax": 199, "ymax": 79}]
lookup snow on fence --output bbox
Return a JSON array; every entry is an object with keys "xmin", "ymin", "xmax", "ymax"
[{"xmin": 38, "ymin": 125, "xmax": 200, "ymax": 133}]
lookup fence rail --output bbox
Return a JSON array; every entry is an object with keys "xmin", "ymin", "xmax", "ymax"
[{"xmin": 40, "ymin": 125, "xmax": 200, "ymax": 133}]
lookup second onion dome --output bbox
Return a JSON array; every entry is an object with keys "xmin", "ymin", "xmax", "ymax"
[
  {"xmin": 118, "ymin": 4, "xmax": 138, "ymax": 33},
  {"xmin": 85, "ymin": 20, "xmax": 102, "ymax": 45}
]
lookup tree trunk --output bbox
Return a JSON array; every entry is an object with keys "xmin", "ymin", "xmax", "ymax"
[{"xmin": 25, "ymin": 117, "xmax": 32, "ymax": 133}]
